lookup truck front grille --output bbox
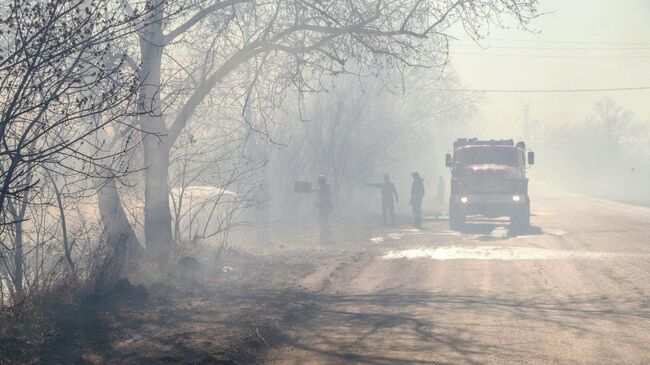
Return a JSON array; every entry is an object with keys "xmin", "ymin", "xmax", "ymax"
[{"xmin": 464, "ymin": 170, "xmax": 508, "ymax": 193}]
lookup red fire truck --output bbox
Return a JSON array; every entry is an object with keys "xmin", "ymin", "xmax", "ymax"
[{"xmin": 446, "ymin": 138, "xmax": 535, "ymax": 231}]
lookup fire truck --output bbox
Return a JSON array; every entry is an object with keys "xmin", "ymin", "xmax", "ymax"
[{"xmin": 445, "ymin": 138, "xmax": 535, "ymax": 231}]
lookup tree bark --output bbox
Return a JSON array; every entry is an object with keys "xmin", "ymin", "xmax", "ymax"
[
  {"xmin": 142, "ymin": 138, "xmax": 173, "ymax": 253},
  {"xmin": 97, "ymin": 177, "xmax": 142, "ymax": 284},
  {"xmin": 13, "ymin": 216, "xmax": 24, "ymax": 302},
  {"xmin": 46, "ymin": 171, "xmax": 75, "ymax": 277},
  {"xmin": 138, "ymin": 2, "xmax": 175, "ymax": 252},
  {"xmin": 7, "ymin": 171, "xmax": 31, "ymax": 303}
]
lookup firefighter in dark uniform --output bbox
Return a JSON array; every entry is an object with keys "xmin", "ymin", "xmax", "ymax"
[{"xmin": 366, "ymin": 174, "xmax": 399, "ymax": 226}]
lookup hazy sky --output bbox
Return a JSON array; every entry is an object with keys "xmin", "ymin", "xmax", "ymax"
[{"xmin": 448, "ymin": 0, "xmax": 650, "ymax": 134}]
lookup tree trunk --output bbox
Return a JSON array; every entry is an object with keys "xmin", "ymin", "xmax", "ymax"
[
  {"xmin": 13, "ymin": 218, "xmax": 24, "ymax": 302},
  {"xmin": 7, "ymin": 171, "xmax": 31, "ymax": 303},
  {"xmin": 138, "ymin": 4, "xmax": 175, "ymax": 253},
  {"xmin": 46, "ymin": 171, "xmax": 75, "ymax": 277},
  {"xmin": 97, "ymin": 177, "xmax": 142, "ymax": 284},
  {"xmin": 6, "ymin": 198, "xmax": 26, "ymax": 303},
  {"xmin": 142, "ymin": 138, "xmax": 173, "ymax": 253}
]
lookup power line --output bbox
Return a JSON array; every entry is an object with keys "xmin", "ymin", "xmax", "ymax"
[
  {"xmin": 454, "ymin": 44, "xmax": 650, "ymax": 51},
  {"xmin": 481, "ymin": 37, "xmax": 650, "ymax": 46},
  {"xmin": 453, "ymin": 52, "xmax": 650, "ymax": 60},
  {"xmin": 428, "ymin": 86, "xmax": 650, "ymax": 93}
]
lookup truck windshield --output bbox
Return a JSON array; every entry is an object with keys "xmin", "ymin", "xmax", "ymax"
[{"xmin": 454, "ymin": 147, "xmax": 520, "ymax": 166}]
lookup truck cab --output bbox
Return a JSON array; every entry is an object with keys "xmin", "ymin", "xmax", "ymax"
[{"xmin": 445, "ymin": 138, "xmax": 535, "ymax": 231}]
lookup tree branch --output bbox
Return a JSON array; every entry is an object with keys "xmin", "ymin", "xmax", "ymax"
[{"xmin": 164, "ymin": 0, "xmax": 252, "ymax": 43}]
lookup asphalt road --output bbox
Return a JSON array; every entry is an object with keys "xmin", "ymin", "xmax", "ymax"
[{"xmin": 265, "ymin": 183, "xmax": 650, "ymax": 364}]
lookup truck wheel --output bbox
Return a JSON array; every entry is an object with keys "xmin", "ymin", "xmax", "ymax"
[
  {"xmin": 449, "ymin": 201, "xmax": 466, "ymax": 231},
  {"xmin": 511, "ymin": 199, "xmax": 530, "ymax": 231}
]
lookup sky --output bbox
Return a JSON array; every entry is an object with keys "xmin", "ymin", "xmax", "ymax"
[{"xmin": 447, "ymin": 0, "xmax": 650, "ymax": 134}]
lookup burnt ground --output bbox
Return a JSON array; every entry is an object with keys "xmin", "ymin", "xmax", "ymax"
[
  {"xmin": 0, "ymin": 221, "xmax": 392, "ymax": 365},
  {"xmin": 0, "ymin": 255, "xmax": 299, "ymax": 365}
]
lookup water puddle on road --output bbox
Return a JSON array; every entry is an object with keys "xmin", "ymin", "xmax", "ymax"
[{"xmin": 383, "ymin": 245, "xmax": 613, "ymax": 260}]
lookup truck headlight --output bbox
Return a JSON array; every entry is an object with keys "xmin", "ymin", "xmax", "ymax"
[
  {"xmin": 460, "ymin": 196, "xmax": 468, "ymax": 204},
  {"xmin": 512, "ymin": 195, "xmax": 521, "ymax": 202}
]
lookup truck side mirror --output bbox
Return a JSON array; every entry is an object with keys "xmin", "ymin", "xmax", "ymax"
[
  {"xmin": 445, "ymin": 153, "xmax": 452, "ymax": 167},
  {"xmin": 527, "ymin": 151, "xmax": 535, "ymax": 165}
]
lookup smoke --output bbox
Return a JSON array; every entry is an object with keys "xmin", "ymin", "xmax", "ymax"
[{"xmin": 526, "ymin": 97, "xmax": 650, "ymax": 205}]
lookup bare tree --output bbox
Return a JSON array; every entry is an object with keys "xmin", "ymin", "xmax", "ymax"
[
  {"xmin": 0, "ymin": 0, "xmax": 146, "ymax": 303},
  {"xmin": 168, "ymin": 118, "xmax": 261, "ymax": 247},
  {"xmin": 110, "ymin": 0, "xmax": 539, "ymax": 254},
  {"xmin": 535, "ymin": 97, "xmax": 650, "ymax": 204},
  {"xmin": 268, "ymin": 67, "xmax": 476, "ymax": 220},
  {"xmin": 0, "ymin": 0, "xmax": 140, "ymax": 219}
]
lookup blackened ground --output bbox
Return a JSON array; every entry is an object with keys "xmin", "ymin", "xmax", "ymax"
[{"xmin": 0, "ymin": 250, "xmax": 312, "ymax": 365}]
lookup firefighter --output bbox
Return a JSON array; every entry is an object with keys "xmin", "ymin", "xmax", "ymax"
[
  {"xmin": 366, "ymin": 174, "xmax": 399, "ymax": 226},
  {"xmin": 410, "ymin": 172, "xmax": 425, "ymax": 228},
  {"xmin": 316, "ymin": 175, "xmax": 333, "ymax": 244}
]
